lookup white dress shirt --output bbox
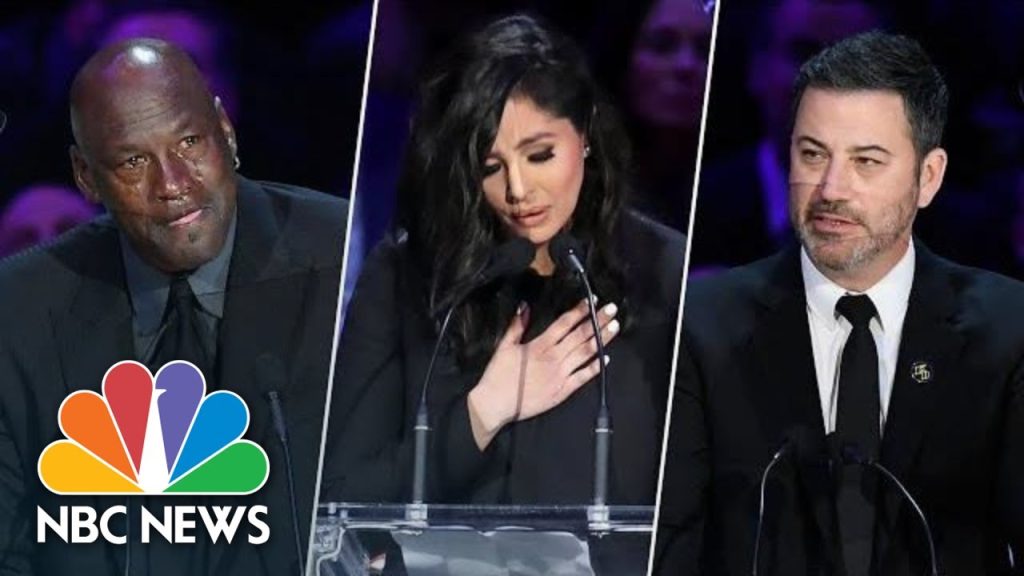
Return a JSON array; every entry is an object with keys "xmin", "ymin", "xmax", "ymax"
[{"xmin": 801, "ymin": 242, "xmax": 915, "ymax": 435}]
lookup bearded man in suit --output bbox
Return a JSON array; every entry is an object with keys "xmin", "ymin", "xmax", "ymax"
[{"xmin": 655, "ymin": 31, "xmax": 1024, "ymax": 576}]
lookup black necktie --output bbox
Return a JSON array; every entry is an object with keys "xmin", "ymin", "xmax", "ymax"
[
  {"xmin": 834, "ymin": 294, "xmax": 880, "ymax": 575},
  {"xmin": 148, "ymin": 275, "xmax": 212, "ymax": 381}
]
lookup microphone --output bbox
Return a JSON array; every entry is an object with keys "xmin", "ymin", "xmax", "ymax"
[
  {"xmin": 836, "ymin": 443, "xmax": 939, "ymax": 576},
  {"xmin": 751, "ymin": 426, "xmax": 826, "ymax": 576},
  {"xmin": 550, "ymin": 231, "xmax": 611, "ymax": 508},
  {"xmin": 477, "ymin": 237, "xmax": 536, "ymax": 285},
  {"xmin": 437, "ymin": 237, "xmax": 536, "ymax": 311},
  {"xmin": 411, "ymin": 237, "xmax": 535, "ymax": 505},
  {"xmin": 254, "ymin": 354, "xmax": 304, "ymax": 576}
]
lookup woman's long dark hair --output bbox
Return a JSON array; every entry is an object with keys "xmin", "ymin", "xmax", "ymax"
[{"xmin": 395, "ymin": 14, "xmax": 632, "ymax": 367}]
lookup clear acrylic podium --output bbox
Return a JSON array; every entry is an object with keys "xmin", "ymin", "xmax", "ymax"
[{"xmin": 312, "ymin": 503, "xmax": 655, "ymax": 575}]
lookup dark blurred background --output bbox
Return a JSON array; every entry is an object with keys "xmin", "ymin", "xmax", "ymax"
[
  {"xmin": 345, "ymin": 0, "xmax": 712, "ymax": 307},
  {"xmin": 0, "ymin": 0, "xmax": 371, "ymax": 257},
  {"xmin": 691, "ymin": 0, "xmax": 1024, "ymax": 280},
  {"xmin": 11, "ymin": 1, "xmax": 1019, "ymax": 305}
]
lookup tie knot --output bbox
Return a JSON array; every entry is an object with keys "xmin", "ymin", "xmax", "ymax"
[
  {"xmin": 836, "ymin": 294, "xmax": 876, "ymax": 328},
  {"xmin": 169, "ymin": 275, "xmax": 194, "ymax": 302}
]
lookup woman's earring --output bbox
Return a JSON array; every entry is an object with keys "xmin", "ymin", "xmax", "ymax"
[{"xmin": 583, "ymin": 145, "xmax": 592, "ymax": 158}]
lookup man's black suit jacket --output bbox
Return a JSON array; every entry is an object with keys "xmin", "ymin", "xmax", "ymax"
[
  {"xmin": 0, "ymin": 177, "xmax": 347, "ymax": 575},
  {"xmin": 655, "ymin": 243, "xmax": 1024, "ymax": 575}
]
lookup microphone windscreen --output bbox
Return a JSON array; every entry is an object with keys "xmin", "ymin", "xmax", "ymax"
[
  {"xmin": 549, "ymin": 231, "xmax": 585, "ymax": 271},
  {"xmin": 481, "ymin": 237, "xmax": 535, "ymax": 282},
  {"xmin": 253, "ymin": 353, "xmax": 288, "ymax": 398},
  {"xmin": 840, "ymin": 443, "xmax": 866, "ymax": 466},
  {"xmin": 823, "ymin": 432, "xmax": 868, "ymax": 466},
  {"xmin": 254, "ymin": 353, "xmax": 290, "ymax": 441},
  {"xmin": 783, "ymin": 425, "xmax": 828, "ymax": 465}
]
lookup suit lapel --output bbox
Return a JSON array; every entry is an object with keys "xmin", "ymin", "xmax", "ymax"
[
  {"xmin": 749, "ymin": 248, "xmax": 837, "ymax": 563},
  {"xmin": 217, "ymin": 177, "xmax": 319, "ymax": 425},
  {"xmin": 52, "ymin": 222, "xmax": 135, "ymax": 397},
  {"xmin": 876, "ymin": 244, "xmax": 963, "ymax": 557},
  {"xmin": 48, "ymin": 221, "xmax": 134, "ymax": 568},
  {"xmin": 45, "ymin": 188, "xmax": 322, "ymax": 574},
  {"xmin": 212, "ymin": 178, "xmax": 321, "ymax": 575},
  {"xmin": 746, "ymin": 244, "xmax": 963, "ymax": 567},
  {"xmin": 750, "ymin": 258, "xmax": 824, "ymax": 438}
]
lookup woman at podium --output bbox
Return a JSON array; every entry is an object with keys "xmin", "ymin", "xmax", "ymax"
[{"xmin": 322, "ymin": 13, "xmax": 685, "ymax": 512}]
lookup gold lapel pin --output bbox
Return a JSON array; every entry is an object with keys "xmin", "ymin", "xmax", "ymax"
[{"xmin": 911, "ymin": 361, "xmax": 933, "ymax": 384}]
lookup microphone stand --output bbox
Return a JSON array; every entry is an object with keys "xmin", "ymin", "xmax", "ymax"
[
  {"xmin": 835, "ymin": 442, "xmax": 940, "ymax": 576},
  {"xmin": 858, "ymin": 457, "xmax": 939, "ymax": 576},
  {"xmin": 409, "ymin": 305, "xmax": 455, "ymax": 520},
  {"xmin": 408, "ymin": 237, "xmax": 534, "ymax": 520},
  {"xmin": 553, "ymin": 237, "xmax": 613, "ymax": 527},
  {"xmin": 580, "ymin": 273, "xmax": 611, "ymax": 509},
  {"xmin": 751, "ymin": 444, "xmax": 790, "ymax": 576},
  {"xmin": 749, "ymin": 427, "xmax": 827, "ymax": 576},
  {"xmin": 266, "ymin": 390, "xmax": 304, "ymax": 576}
]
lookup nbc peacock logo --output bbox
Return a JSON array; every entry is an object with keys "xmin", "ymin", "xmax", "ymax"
[{"xmin": 37, "ymin": 360, "xmax": 269, "ymax": 495}]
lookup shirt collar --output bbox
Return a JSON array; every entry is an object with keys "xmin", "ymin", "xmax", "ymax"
[
  {"xmin": 801, "ymin": 240, "xmax": 915, "ymax": 332},
  {"xmin": 121, "ymin": 210, "xmax": 237, "ymax": 332}
]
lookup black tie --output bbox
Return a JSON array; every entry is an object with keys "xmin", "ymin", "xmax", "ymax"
[
  {"xmin": 148, "ymin": 275, "xmax": 213, "ymax": 381},
  {"xmin": 835, "ymin": 294, "xmax": 880, "ymax": 575}
]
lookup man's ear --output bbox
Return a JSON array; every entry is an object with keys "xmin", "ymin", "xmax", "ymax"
[
  {"xmin": 214, "ymin": 96, "xmax": 237, "ymax": 160},
  {"xmin": 70, "ymin": 145, "xmax": 101, "ymax": 204},
  {"xmin": 916, "ymin": 147, "xmax": 948, "ymax": 208}
]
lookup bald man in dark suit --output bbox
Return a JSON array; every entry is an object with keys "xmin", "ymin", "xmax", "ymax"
[{"xmin": 0, "ymin": 39, "xmax": 347, "ymax": 575}]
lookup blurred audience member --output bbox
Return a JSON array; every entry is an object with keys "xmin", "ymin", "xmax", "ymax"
[
  {"xmin": 625, "ymin": 0, "xmax": 712, "ymax": 231},
  {"xmin": 100, "ymin": 6, "xmax": 239, "ymax": 119},
  {"xmin": 0, "ymin": 183, "xmax": 97, "ymax": 258},
  {"xmin": 314, "ymin": 0, "xmax": 420, "ymax": 310},
  {"xmin": 694, "ymin": 0, "xmax": 880, "ymax": 267},
  {"xmin": 42, "ymin": 0, "xmax": 110, "ymax": 109},
  {"xmin": 1014, "ymin": 175, "xmax": 1024, "ymax": 274}
]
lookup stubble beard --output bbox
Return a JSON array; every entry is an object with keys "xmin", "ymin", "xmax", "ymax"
[{"xmin": 793, "ymin": 187, "xmax": 918, "ymax": 275}]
